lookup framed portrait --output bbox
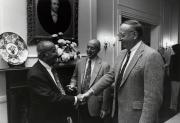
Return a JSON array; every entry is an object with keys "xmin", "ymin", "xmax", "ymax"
[{"xmin": 27, "ymin": 0, "xmax": 78, "ymax": 45}]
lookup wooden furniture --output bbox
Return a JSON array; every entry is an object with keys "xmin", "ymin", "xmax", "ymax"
[{"xmin": 0, "ymin": 67, "xmax": 30, "ymax": 123}]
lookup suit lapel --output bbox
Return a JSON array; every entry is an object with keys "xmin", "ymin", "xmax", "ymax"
[
  {"xmin": 120, "ymin": 43, "xmax": 145, "ymax": 87},
  {"xmin": 37, "ymin": 61, "xmax": 58, "ymax": 88},
  {"xmin": 89, "ymin": 57, "xmax": 101, "ymax": 87}
]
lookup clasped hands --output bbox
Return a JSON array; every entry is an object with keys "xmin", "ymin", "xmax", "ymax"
[
  {"xmin": 66, "ymin": 84, "xmax": 93, "ymax": 105},
  {"xmin": 76, "ymin": 91, "xmax": 91, "ymax": 104}
]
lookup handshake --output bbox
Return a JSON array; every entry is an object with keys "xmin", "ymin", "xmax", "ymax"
[{"xmin": 66, "ymin": 84, "xmax": 94, "ymax": 105}]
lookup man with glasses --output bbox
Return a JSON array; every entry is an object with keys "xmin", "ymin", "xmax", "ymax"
[{"xmin": 81, "ymin": 20, "xmax": 164, "ymax": 123}]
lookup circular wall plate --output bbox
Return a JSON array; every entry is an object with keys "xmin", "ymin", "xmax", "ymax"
[{"xmin": 0, "ymin": 32, "xmax": 28, "ymax": 65}]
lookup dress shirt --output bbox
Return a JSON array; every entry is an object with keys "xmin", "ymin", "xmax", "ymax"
[
  {"xmin": 39, "ymin": 59, "xmax": 56, "ymax": 84},
  {"xmin": 121, "ymin": 41, "xmax": 142, "ymax": 77},
  {"xmin": 51, "ymin": 11, "xmax": 58, "ymax": 23},
  {"xmin": 39, "ymin": 60, "xmax": 77, "ymax": 105}
]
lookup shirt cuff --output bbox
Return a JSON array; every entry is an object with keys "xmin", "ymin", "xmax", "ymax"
[
  {"xmin": 74, "ymin": 96, "xmax": 77, "ymax": 105},
  {"xmin": 89, "ymin": 88, "xmax": 94, "ymax": 95}
]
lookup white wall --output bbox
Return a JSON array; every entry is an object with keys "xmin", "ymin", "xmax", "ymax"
[
  {"xmin": 161, "ymin": 0, "xmax": 179, "ymax": 47},
  {"xmin": 0, "ymin": 0, "xmax": 27, "ymax": 38},
  {"xmin": 97, "ymin": 0, "xmax": 115, "ymax": 65},
  {"xmin": 78, "ymin": 0, "xmax": 93, "ymax": 54}
]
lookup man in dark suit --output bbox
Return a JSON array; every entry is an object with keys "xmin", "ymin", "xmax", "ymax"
[
  {"xmin": 27, "ymin": 41, "xmax": 81, "ymax": 123},
  {"xmin": 67, "ymin": 39, "xmax": 112, "ymax": 123},
  {"xmin": 81, "ymin": 20, "xmax": 164, "ymax": 123},
  {"xmin": 169, "ymin": 44, "xmax": 180, "ymax": 112},
  {"xmin": 37, "ymin": 0, "xmax": 71, "ymax": 34}
]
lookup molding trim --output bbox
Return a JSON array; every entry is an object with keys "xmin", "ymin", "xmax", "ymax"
[
  {"xmin": 0, "ymin": 96, "xmax": 7, "ymax": 104},
  {"xmin": 118, "ymin": 4, "xmax": 160, "ymax": 25},
  {"xmin": 90, "ymin": 0, "xmax": 97, "ymax": 39}
]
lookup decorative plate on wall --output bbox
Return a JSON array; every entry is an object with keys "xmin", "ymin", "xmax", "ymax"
[{"xmin": 0, "ymin": 32, "xmax": 28, "ymax": 66}]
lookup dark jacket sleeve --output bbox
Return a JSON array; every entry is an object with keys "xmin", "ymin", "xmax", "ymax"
[{"xmin": 28, "ymin": 74, "xmax": 75, "ymax": 108}]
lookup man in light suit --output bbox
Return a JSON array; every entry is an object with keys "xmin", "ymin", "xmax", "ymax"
[
  {"xmin": 67, "ymin": 39, "xmax": 112, "ymax": 123},
  {"xmin": 82, "ymin": 20, "xmax": 164, "ymax": 123},
  {"xmin": 27, "ymin": 41, "xmax": 82, "ymax": 123}
]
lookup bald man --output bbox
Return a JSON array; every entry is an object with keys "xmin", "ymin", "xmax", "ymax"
[{"xmin": 68, "ymin": 39, "xmax": 112, "ymax": 123}]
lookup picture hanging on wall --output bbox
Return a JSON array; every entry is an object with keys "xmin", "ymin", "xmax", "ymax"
[{"xmin": 27, "ymin": 0, "xmax": 78, "ymax": 45}]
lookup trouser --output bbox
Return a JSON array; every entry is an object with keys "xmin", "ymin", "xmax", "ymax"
[
  {"xmin": 78, "ymin": 104, "xmax": 103, "ymax": 123},
  {"xmin": 170, "ymin": 81, "xmax": 180, "ymax": 111}
]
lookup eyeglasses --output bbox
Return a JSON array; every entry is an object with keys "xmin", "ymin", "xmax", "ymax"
[
  {"xmin": 87, "ymin": 46, "xmax": 96, "ymax": 51},
  {"xmin": 118, "ymin": 31, "xmax": 135, "ymax": 39}
]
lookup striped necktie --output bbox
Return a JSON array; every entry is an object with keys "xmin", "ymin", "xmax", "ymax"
[
  {"xmin": 81, "ymin": 59, "xmax": 91, "ymax": 93},
  {"xmin": 114, "ymin": 50, "xmax": 131, "ymax": 117},
  {"xmin": 116, "ymin": 50, "xmax": 131, "ymax": 88}
]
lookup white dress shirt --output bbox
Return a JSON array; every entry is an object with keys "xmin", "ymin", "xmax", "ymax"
[
  {"xmin": 121, "ymin": 41, "xmax": 142, "ymax": 77},
  {"xmin": 51, "ymin": 11, "xmax": 58, "ymax": 23}
]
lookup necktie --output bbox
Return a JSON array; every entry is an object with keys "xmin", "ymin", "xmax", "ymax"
[
  {"xmin": 116, "ymin": 50, "xmax": 131, "ymax": 89},
  {"xmin": 81, "ymin": 60, "xmax": 91, "ymax": 93},
  {"xmin": 114, "ymin": 50, "xmax": 131, "ymax": 118},
  {"xmin": 51, "ymin": 68, "xmax": 66, "ymax": 95}
]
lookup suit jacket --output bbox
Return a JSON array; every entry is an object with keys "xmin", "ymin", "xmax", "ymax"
[
  {"xmin": 27, "ymin": 61, "xmax": 75, "ymax": 123},
  {"xmin": 92, "ymin": 42, "xmax": 164, "ymax": 123},
  {"xmin": 169, "ymin": 54, "xmax": 180, "ymax": 81},
  {"xmin": 71, "ymin": 56, "xmax": 112, "ymax": 116}
]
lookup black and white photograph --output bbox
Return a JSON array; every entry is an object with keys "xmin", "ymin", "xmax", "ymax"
[{"xmin": 0, "ymin": 0, "xmax": 180, "ymax": 123}]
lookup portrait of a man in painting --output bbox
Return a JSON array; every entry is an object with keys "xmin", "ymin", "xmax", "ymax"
[{"xmin": 37, "ymin": 0, "xmax": 72, "ymax": 34}]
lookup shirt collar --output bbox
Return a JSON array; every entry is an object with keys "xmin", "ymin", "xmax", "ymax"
[
  {"xmin": 51, "ymin": 11, "xmax": 58, "ymax": 16},
  {"xmin": 39, "ymin": 59, "xmax": 52, "ymax": 70},
  {"xmin": 88, "ymin": 56, "xmax": 98, "ymax": 62},
  {"xmin": 130, "ymin": 41, "xmax": 142, "ymax": 52}
]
